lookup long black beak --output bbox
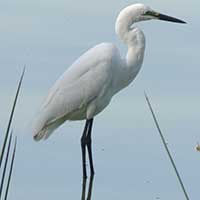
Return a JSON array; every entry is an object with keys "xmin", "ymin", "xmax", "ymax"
[{"xmin": 157, "ymin": 13, "xmax": 186, "ymax": 24}]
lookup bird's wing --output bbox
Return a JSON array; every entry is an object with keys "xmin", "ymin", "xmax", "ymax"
[{"xmin": 33, "ymin": 43, "xmax": 120, "ymax": 140}]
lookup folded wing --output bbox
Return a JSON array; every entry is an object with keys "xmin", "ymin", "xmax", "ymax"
[{"xmin": 33, "ymin": 43, "xmax": 119, "ymax": 140}]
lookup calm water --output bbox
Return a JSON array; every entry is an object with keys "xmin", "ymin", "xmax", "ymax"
[{"xmin": 0, "ymin": 0, "xmax": 199, "ymax": 199}]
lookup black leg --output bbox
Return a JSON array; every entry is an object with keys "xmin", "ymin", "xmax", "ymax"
[
  {"xmin": 81, "ymin": 174, "xmax": 94, "ymax": 200},
  {"xmin": 81, "ymin": 118, "xmax": 95, "ymax": 179},
  {"xmin": 81, "ymin": 177, "xmax": 87, "ymax": 200},
  {"xmin": 86, "ymin": 118, "xmax": 94, "ymax": 175},
  {"xmin": 81, "ymin": 120, "xmax": 90, "ymax": 179},
  {"xmin": 86, "ymin": 174, "xmax": 94, "ymax": 200}
]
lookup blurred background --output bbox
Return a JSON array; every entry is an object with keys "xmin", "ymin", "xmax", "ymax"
[{"xmin": 0, "ymin": 0, "xmax": 199, "ymax": 199}]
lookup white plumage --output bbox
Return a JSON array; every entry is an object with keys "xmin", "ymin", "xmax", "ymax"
[{"xmin": 33, "ymin": 4, "xmax": 186, "ymax": 141}]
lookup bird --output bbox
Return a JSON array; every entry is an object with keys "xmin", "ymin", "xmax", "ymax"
[{"xmin": 32, "ymin": 3, "xmax": 186, "ymax": 178}]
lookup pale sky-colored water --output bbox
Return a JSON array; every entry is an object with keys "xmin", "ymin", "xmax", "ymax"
[{"xmin": 0, "ymin": 0, "xmax": 199, "ymax": 199}]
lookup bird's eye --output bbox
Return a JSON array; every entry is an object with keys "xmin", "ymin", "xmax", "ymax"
[
  {"xmin": 143, "ymin": 10, "xmax": 159, "ymax": 17},
  {"xmin": 143, "ymin": 11, "xmax": 152, "ymax": 16}
]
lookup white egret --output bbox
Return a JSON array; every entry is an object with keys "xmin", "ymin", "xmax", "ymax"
[{"xmin": 33, "ymin": 3, "xmax": 186, "ymax": 178}]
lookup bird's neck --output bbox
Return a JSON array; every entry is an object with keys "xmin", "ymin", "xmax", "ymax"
[
  {"xmin": 115, "ymin": 15, "xmax": 145, "ymax": 79},
  {"xmin": 113, "ymin": 30, "xmax": 145, "ymax": 93},
  {"xmin": 123, "ymin": 27, "xmax": 146, "ymax": 86},
  {"xmin": 126, "ymin": 26, "xmax": 145, "ymax": 66},
  {"xmin": 114, "ymin": 6, "xmax": 146, "ymax": 90}
]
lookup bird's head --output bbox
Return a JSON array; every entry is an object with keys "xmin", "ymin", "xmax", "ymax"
[
  {"xmin": 140, "ymin": 4, "xmax": 186, "ymax": 24},
  {"xmin": 118, "ymin": 3, "xmax": 186, "ymax": 24},
  {"xmin": 115, "ymin": 3, "xmax": 186, "ymax": 43}
]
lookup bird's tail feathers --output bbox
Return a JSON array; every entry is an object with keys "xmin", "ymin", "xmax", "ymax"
[
  {"xmin": 33, "ymin": 125, "xmax": 55, "ymax": 141},
  {"xmin": 33, "ymin": 115, "xmax": 66, "ymax": 141}
]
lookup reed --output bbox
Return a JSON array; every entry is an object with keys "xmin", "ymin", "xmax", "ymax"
[
  {"xmin": 144, "ymin": 92, "xmax": 189, "ymax": 200},
  {"xmin": 0, "ymin": 67, "xmax": 25, "ymax": 200}
]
